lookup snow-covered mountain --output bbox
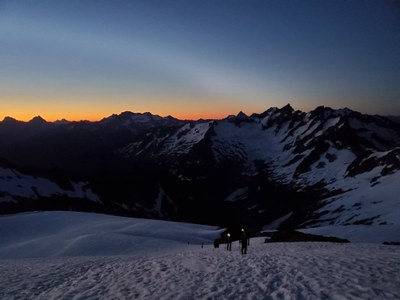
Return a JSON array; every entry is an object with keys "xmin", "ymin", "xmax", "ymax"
[
  {"xmin": 0, "ymin": 106, "xmax": 399, "ymax": 234},
  {"xmin": 0, "ymin": 159, "xmax": 101, "ymax": 215}
]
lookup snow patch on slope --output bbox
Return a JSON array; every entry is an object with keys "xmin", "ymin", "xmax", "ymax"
[
  {"xmin": 212, "ymin": 121, "xmax": 282, "ymax": 167},
  {"xmin": 314, "ymin": 171, "xmax": 400, "ymax": 227},
  {"xmin": 0, "ymin": 167, "xmax": 99, "ymax": 203},
  {"xmin": 263, "ymin": 212, "xmax": 293, "ymax": 231},
  {"xmin": 160, "ymin": 122, "xmax": 211, "ymax": 155}
]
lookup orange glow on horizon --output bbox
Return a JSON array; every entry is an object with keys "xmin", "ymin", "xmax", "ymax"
[
  {"xmin": 0, "ymin": 94, "xmax": 287, "ymax": 122},
  {"xmin": 0, "ymin": 94, "xmax": 249, "ymax": 122},
  {"xmin": 0, "ymin": 109, "xmax": 235, "ymax": 123}
]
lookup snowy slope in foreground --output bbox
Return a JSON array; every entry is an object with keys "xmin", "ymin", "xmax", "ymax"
[
  {"xmin": 0, "ymin": 211, "xmax": 222, "ymax": 258},
  {"xmin": 0, "ymin": 212, "xmax": 399, "ymax": 299}
]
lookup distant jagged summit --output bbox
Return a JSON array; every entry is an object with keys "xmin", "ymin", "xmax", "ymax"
[
  {"xmin": 280, "ymin": 103, "xmax": 294, "ymax": 114},
  {"xmin": 29, "ymin": 116, "xmax": 47, "ymax": 124},
  {"xmin": 236, "ymin": 111, "xmax": 248, "ymax": 120}
]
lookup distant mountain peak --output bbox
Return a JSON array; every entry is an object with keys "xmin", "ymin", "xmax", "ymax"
[
  {"xmin": 236, "ymin": 111, "xmax": 248, "ymax": 120},
  {"xmin": 113, "ymin": 111, "xmax": 160, "ymax": 119},
  {"xmin": 120, "ymin": 111, "xmax": 134, "ymax": 116},
  {"xmin": 29, "ymin": 116, "xmax": 47, "ymax": 124},
  {"xmin": 54, "ymin": 119, "xmax": 70, "ymax": 125},
  {"xmin": 280, "ymin": 104, "xmax": 294, "ymax": 113},
  {"xmin": 310, "ymin": 106, "xmax": 357, "ymax": 118},
  {"xmin": 99, "ymin": 111, "xmax": 180, "ymax": 129},
  {"xmin": 2, "ymin": 116, "xmax": 18, "ymax": 123}
]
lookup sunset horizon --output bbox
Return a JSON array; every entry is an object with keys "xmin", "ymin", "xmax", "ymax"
[
  {"xmin": 1, "ymin": 101, "xmax": 397, "ymax": 123},
  {"xmin": 1, "ymin": 0, "xmax": 399, "ymax": 122}
]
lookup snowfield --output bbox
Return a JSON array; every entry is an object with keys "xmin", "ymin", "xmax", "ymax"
[{"xmin": 0, "ymin": 212, "xmax": 399, "ymax": 299}]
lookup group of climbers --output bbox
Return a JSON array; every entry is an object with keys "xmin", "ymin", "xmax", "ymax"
[{"xmin": 214, "ymin": 227, "xmax": 250, "ymax": 254}]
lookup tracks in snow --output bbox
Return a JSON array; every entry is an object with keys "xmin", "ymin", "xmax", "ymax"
[{"xmin": 0, "ymin": 240, "xmax": 399, "ymax": 299}]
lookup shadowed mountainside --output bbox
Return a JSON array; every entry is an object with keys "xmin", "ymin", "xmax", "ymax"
[{"xmin": 0, "ymin": 105, "xmax": 399, "ymax": 232}]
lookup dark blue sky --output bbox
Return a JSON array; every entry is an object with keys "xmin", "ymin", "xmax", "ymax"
[{"xmin": 0, "ymin": 0, "xmax": 399, "ymax": 120}]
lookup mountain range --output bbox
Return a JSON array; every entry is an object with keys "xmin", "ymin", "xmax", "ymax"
[{"xmin": 0, "ymin": 105, "xmax": 399, "ymax": 233}]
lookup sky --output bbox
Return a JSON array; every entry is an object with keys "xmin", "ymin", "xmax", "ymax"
[{"xmin": 0, "ymin": 0, "xmax": 399, "ymax": 121}]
